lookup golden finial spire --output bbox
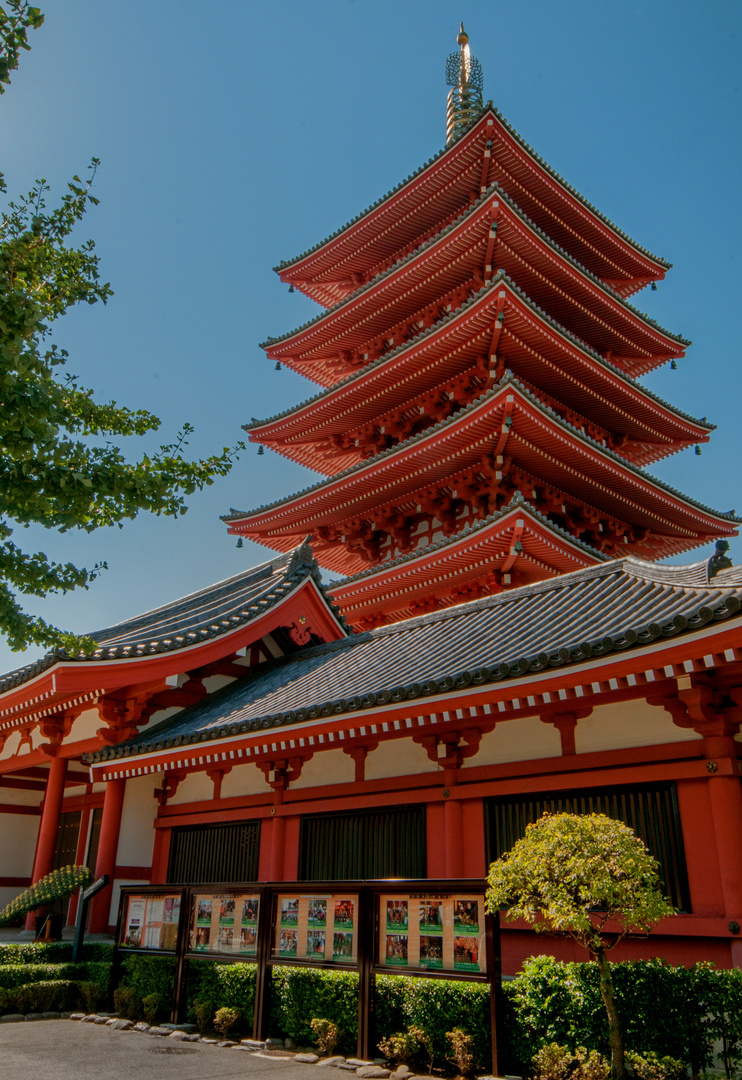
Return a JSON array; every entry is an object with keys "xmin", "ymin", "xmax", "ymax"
[{"xmin": 445, "ymin": 22, "xmax": 484, "ymax": 145}]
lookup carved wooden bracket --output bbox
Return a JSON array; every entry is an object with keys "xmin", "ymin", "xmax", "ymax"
[
  {"xmin": 97, "ymin": 691, "xmax": 156, "ymax": 745},
  {"xmin": 540, "ymin": 708, "xmax": 593, "ymax": 756},
  {"xmin": 343, "ymin": 741, "xmax": 379, "ymax": 783},
  {"xmin": 413, "ymin": 725, "xmax": 495, "ymax": 770},
  {"xmin": 154, "ymin": 772, "xmax": 183, "ymax": 807},
  {"xmin": 206, "ymin": 765, "xmax": 232, "ymax": 801},
  {"xmin": 38, "ymin": 710, "xmax": 78, "ymax": 757},
  {"xmin": 648, "ymin": 678, "xmax": 741, "ymax": 740},
  {"xmin": 258, "ymin": 755, "xmax": 311, "ymax": 791}
]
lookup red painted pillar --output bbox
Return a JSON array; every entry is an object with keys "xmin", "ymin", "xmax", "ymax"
[
  {"xmin": 702, "ymin": 734, "xmax": 742, "ymax": 967},
  {"xmin": 89, "ymin": 778, "xmax": 126, "ymax": 934},
  {"xmin": 426, "ymin": 802, "xmax": 446, "ymax": 877},
  {"xmin": 24, "ymin": 755, "xmax": 68, "ymax": 931},
  {"xmin": 444, "ymin": 797, "xmax": 464, "ymax": 877},
  {"xmin": 269, "ymin": 814, "xmax": 287, "ymax": 881},
  {"xmin": 67, "ymin": 804, "xmax": 92, "ymax": 927}
]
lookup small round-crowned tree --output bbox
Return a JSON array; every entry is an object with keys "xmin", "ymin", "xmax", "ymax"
[{"xmin": 485, "ymin": 812, "xmax": 676, "ymax": 1080}]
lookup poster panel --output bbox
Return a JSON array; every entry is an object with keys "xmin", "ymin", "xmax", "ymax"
[
  {"xmin": 189, "ymin": 893, "xmax": 260, "ymax": 956},
  {"xmin": 271, "ymin": 893, "xmax": 358, "ymax": 964},
  {"xmin": 120, "ymin": 893, "xmax": 182, "ymax": 951},
  {"xmin": 377, "ymin": 892, "xmax": 486, "ymax": 974}
]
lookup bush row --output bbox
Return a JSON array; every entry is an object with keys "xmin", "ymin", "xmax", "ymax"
[
  {"xmin": 500, "ymin": 956, "xmax": 742, "ymax": 1077},
  {"xmin": 0, "ymin": 942, "xmax": 114, "ymax": 965},
  {"xmin": 0, "ymin": 978, "xmax": 106, "ymax": 1014}
]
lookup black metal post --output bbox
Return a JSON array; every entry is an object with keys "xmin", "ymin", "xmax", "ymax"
[
  {"xmin": 484, "ymin": 909, "xmax": 501, "ymax": 1076},
  {"xmin": 71, "ymin": 875, "xmax": 109, "ymax": 963},
  {"xmin": 356, "ymin": 885, "xmax": 375, "ymax": 1060},
  {"xmin": 171, "ymin": 888, "xmax": 191, "ymax": 1023},
  {"xmin": 253, "ymin": 886, "xmax": 273, "ymax": 1040}
]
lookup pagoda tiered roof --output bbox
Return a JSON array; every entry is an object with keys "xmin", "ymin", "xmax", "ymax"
[
  {"xmin": 263, "ymin": 186, "xmax": 688, "ymax": 387},
  {"xmin": 225, "ymin": 374, "xmax": 738, "ymax": 573},
  {"xmin": 249, "ymin": 276, "xmax": 711, "ymax": 473},
  {"xmin": 275, "ymin": 106, "xmax": 670, "ymax": 306},
  {"xmin": 327, "ymin": 495, "xmax": 607, "ymax": 628}
]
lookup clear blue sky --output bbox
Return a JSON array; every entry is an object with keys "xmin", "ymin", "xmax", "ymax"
[{"xmin": 1, "ymin": 0, "xmax": 740, "ymax": 672}]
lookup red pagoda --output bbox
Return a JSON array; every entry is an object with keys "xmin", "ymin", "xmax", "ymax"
[{"xmin": 226, "ymin": 26, "xmax": 736, "ymax": 630}]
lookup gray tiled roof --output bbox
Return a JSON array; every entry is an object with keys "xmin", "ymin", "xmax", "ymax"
[
  {"xmin": 87, "ymin": 554, "xmax": 742, "ymax": 764},
  {"xmin": 0, "ymin": 543, "xmax": 348, "ymax": 695},
  {"xmin": 275, "ymin": 104, "xmax": 670, "ymax": 275}
]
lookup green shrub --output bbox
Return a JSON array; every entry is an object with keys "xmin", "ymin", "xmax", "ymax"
[
  {"xmin": 270, "ymin": 967, "xmax": 358, "ymax": 1052},
  {"xmin": 118, "ymin": 953, "xmax": 176, "ymax": 1003},
  {"xmin": 0, "ymin": 960, "xmax": 109, "ymax": 994},
  {"xmin": 77, "ymin": 980, "xmax": 103, "ymax": 1013},
  {"xmin": 625, "ymin": 1051, "xmax": 686, "ymax": 1080},
  {"xmin": 311, "ymin": 1017, "xmax": 340, "ymax": 1056},
  {"xmin": 113, "ymin": 986, "xmax": 141, "ymax": 1020},
  {"xmin": 0, "ymin": 942, "xmax": 113, "ymax": 966},
  {"xmin": 142, "ymin": 992, "xmax": 162, "ymax": 1025},
  {"xmin": 377, "ymin": 1030, "xmax": 420, "ymax": 1065},
  {"xmin": 447, "ymin": 1028, "xmax": 475, "ymax": 1079},
  {"xmin": 531, "ymin": 1043, "xmax": 608, "ymax": 1080},
  {"xmin": 185, "ymin": 960, "xmax": 255, "ymax": 1026},
  {"xmin": 214, "ymin": 1005, "xmax": 241, "ymax": 1037},
  {"xmin": 193, "ymin": 998, "xmax": 215, "ymax": 1034},
  {"xmin": 396, "ymin": 975, "xmax": 491, "ymax": 1072},
  {"xmin": 14, "ymin": 979, "xmax": 74, "ymax": 1013}
]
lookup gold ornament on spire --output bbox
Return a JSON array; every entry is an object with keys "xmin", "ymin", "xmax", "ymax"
[{"xmin": 445, "ymin": 22, "xmax": 484, "ymax": 145}]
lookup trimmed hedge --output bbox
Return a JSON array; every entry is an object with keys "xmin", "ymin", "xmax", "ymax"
[
  {"xmin": 0, "ymin": 960, "xmax": 110, "ymax": 992},
  {"xmin": 187, "ymin": 960, "xmax": 256, "ymax": 1030},
  {"xmin": 118, "ymin": 953, "xmax": 176, "ymax": 1002},
  {"xmin": 270, "ymin": 967, "xmax": 359, "ymax": 1053},
  {"xmin": 0, "ymin": 942, "xmax": 113, "ymax": 965}
]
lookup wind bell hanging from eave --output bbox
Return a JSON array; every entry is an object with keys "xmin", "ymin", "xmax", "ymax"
[{"xmin": 445, "ymin": 23, "xmax": 484, "ymax": 145}]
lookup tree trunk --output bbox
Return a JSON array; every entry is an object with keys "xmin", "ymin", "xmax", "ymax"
[{"xmin": 594, "ymin": 948, "xmax": 625, "ymax": 1080}]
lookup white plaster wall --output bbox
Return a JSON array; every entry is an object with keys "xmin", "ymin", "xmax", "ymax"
[
  {"xmin": 475, "ymin": 715, "xmax": 562, "ymax": 766},
  {"xmin": 108, "ymin": 878, "xmax": 149, "ymax": 928},
  {"xmin": 0, "ymin": 726, "xmax": 42, "ymax": 759},
  {"xmin": 68, "ymin": 708, "xmax": 102, "ymax": 742},
  {"xmin": 220, "ymin": 762, "xmax": 268, "ymax": 799},
  {"xmin": 167, "ymin": 769, "xmax": 214, "ymax": 805},
  {"xmin": 365, "ymin": 737, "xmax": 433, "ymax": 781},
  {"xmin": 0, "ymin": 886, "xmax": 24, "ymax": 907},
  {"xmin": 141, "ymin": 706, "xmax": 182, "ymax": 729},
  {"xmin": 290, "ymin": 749, "xmax": 354, "ymax": 789},
  {"xmin": 202, "ymin": 675, "xmax": 236, "ymax": 694},
  {"xmin": 0, "ymin": 813, "xmax": 38, "ymax": 876},
  {"xmin": 575, "ymin": 699, "xmax": 701, "ymax": 754},
  {"xmin": 0, "ymin": 789, "xmax": 42, "ymax": 808},
  {"xmin": 116, "ymin": 775, "xmax": 158, "ymax": 867}
]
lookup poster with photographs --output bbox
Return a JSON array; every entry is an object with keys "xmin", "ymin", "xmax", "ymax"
[
  {"xmin": 280, "ymin": 898, "xmax": 300, "ymax": 927},
  {"xmin": 239, "ymin": 896, "xmax": 260, "ymax": 956},
  {"xmin": 121, "ymin": 894, "xmax": 182, "ymax": 951},
  {"xmin": 123, "ymin": 897, "xmax": 146, "ymax": 948},
  {"xmin": 189, "ymin": 893, "xmax": 261, "ymax": 956},
  {"xmin": 378, "ymin": 893, "xmax": 486, "ymax": 974},
  {"xmin": 271, "ymin": 894, "xmax": 358, "ymax": 965}
]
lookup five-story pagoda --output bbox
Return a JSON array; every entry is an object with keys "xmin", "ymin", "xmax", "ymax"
[{"xmin": 224, "ymin": 26, "xmax": 737, "ymax": 630}]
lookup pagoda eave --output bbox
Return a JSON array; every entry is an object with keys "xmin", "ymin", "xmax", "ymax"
[
  {"xmin": 327, "ymin": 502, "xmax": 606, "ymax": 629},
  {"xmin": 249, "ymin": 279, "xmax": 710, "ymax": 474},
  {"xmin": 277, "ymin": 107, "xmax": 669, "ymax": 305},
  {"xmin": 265, "ymin": 189, "xmax": 687, "ymax": 385},
  {"xmin": 227, "ymin": 381, "xmax": 736, "ymax": 546}
]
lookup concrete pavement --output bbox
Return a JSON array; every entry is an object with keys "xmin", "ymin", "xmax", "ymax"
[{"xmin": 0, "ymin": 1020, "xmax": 328, "ymax": 1080}]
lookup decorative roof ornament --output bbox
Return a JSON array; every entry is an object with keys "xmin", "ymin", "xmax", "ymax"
[{"xmin": 445, "ymin": 23, "xmax": 484, "ymax": 145}]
